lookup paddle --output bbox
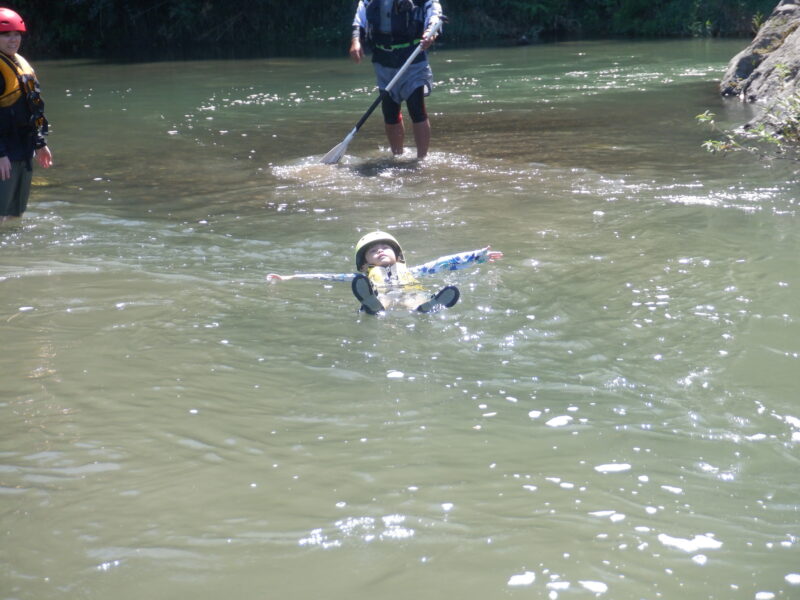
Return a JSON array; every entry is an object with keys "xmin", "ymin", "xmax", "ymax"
[{"xmin": 321, "ymin": 19, "xmax": 442, "ymax": 165}]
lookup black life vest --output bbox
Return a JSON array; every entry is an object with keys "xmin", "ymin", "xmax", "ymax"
[{"xmin": 365, "ymin": 0, "xmax": 426, "ymax": 48}]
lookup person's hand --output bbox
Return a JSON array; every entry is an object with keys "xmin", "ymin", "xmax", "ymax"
[
  {"xmin": 349, "ymin": 38, "xmax": 364, "ymax": 63},
  {"xmin": 485, "ymin": 247, "xmax": 503, "ymax": 262},
  {"xmin": 421, "ymin": 25, "xmax": 439, "ymax": 50},
  {"xmin": 0, "ymin": 156, "xmax": 10, "ymax": 180},
  {"xmin": 35, "ymin": 146, "xmax": 52, "ymax": 169},
  {"xmin": 266, "ymin": 273, "xmax": 289, "ymax": 282}
]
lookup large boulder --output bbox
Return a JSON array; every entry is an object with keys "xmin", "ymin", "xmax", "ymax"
[{"xmin": 720, "ymin": 0, "xmax": 800, "ymax": 128}]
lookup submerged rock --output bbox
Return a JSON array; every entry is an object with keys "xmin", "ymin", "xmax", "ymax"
[{"xmin": 720, "ymin": 0, "xmax": 800, "ymax": 129}]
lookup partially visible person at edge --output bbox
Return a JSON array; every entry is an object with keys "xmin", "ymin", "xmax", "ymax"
[
  {"xmin": 0, "ymin": 7, "xmax": 51, "ymax": 224},
  {"xmin": 349, "ymin": 0, "xmax": 443, "ymax": 159}
]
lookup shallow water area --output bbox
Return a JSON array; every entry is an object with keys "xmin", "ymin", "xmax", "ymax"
[{"xmin": 2, "ymin": 40, "xmax": 799, "ymax": 600}]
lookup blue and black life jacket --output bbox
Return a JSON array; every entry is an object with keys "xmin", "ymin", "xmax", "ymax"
[{"xmin": 365, "ymin": 0, "xmax": 426, "ymax": 50}]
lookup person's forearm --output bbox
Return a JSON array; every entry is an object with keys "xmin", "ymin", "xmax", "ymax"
[
  {"xmin": 267, "ymin": 272, "xmax": 355, "ymax": 282},
  {"xmin": 410, "ymin": 248, "xmax": 492, "ymax": 277}
]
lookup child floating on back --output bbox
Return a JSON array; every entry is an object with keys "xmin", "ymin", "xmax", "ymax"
[{"xmin": 267, "ymin": 231, "xmax": 502, "ymax": 314}]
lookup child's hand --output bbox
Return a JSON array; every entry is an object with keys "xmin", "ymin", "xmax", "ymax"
[
  {"xmin": 266, "ymin": 273, "xmax": 285, "ymax": 282},
  {"xmin": 485, "ymin": 247, "xmax": 503, "ymax": 262}
]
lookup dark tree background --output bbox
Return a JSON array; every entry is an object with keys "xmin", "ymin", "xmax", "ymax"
[{"xmin": 11, "ymin": 0, "xmax": 779, "ymax": 60}]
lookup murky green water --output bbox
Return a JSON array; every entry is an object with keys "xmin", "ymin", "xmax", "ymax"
[{"xmin": 2, "ymin": 39, "xmax": 798, "ymax": 600}]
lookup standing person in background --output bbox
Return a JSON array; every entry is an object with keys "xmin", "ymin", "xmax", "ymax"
[
  {"xmin": 349, "ymin": 0, "xmax": 443, "ymax": 159},
  {"xmin": 0, "ymin": 7, "xmax": 51, "ymax": 224}
]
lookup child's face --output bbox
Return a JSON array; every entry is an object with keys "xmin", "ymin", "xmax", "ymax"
[
  {"xmin": 0, "ymin": 31, "xmax": 22, "ymax": 57},
  {"xmin": 365, "ymin": 243, "xmax": 397, "ymax": 267}
]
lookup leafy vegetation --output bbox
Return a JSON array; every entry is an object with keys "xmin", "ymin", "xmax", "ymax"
[
  {"xmin": 698, "ymin": 92, "xmax": 800, "ymax": 164},
  {"xmin": 14, "ymin": 0, "xmax": 780, "ymax": 60},
  {"xmin": 699, "ymin": 64, "xmax": 800, "ymax": 164}
]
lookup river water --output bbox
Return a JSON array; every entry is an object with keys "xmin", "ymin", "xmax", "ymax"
[{"xmin": 2, "ymin": 39, "xmax": 798, "ymax": 600}]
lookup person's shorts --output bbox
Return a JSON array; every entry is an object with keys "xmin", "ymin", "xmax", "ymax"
[
  {"xmin": 373, "ymin": 60, "xmax": 433, "ymax": 105},
  {"xmin": 0, "ymin": 161, "xmax": 33, "ymax": 217}
]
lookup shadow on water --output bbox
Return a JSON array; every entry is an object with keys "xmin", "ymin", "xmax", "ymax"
[
  {"xmin": 344, "ymin": 156, "xmax": 423, "ymax": 178},
  {"xmin": 437, "ymin": 80, "xmax": 756, "ymax": 175}
]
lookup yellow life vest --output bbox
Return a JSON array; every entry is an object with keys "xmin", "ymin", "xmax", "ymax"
[
  {"xmin": 0, "ymin": 52, "xmax": 36, "ymax": 108},
  {"xmin": 0, "ymin": 52, "xmax": 48, "ymax": 138},
  {"xmin": 366, "ymin": 262, "xmax": 423, "ymax": 292}
]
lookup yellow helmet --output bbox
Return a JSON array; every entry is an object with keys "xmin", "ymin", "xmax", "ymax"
[{"xmin": 355, "ymin": 231, "xmax": 404, "ymax": 271}]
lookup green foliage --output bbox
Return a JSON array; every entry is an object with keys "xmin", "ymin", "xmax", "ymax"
[
  {"xmin": 752, "ymin": 11, "xmax": 766, "ymax": 34},
  {"xmin": 12, "ymin": 0, "xmax": 785, "ymax": 59},
  {"xmin": 16, "ymin": 0, "xmax": 357, "ymax": 58},
  {"xmin": 699, "ymin": 58, "xmax": 800, "ymax": 165},
  {"xmin": 697, "ymin": 92, "xmax": 800, "ymax": 165}
]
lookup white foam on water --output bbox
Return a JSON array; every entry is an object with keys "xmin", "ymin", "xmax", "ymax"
[
  {"xmin": 594, "ymin": 463, "xmax": 631, "ymax": 473},
  {"xmin": 579, "ymin": 580, "xmax": 608, "ymax": 594},
  {"xmin": 657, "ymin": 533, "xmax": 722, "ymax": 553},
  {"xmin": 507, "ymin": 571, "xmax": 536, "ymax": 586}
]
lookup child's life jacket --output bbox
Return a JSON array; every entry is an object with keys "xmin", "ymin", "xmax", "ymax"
[{"xmin": 366, "ymin": 262, "xmax": 424, "ymax": 293}]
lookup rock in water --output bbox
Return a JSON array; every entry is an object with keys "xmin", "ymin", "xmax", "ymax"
[{"xmin": 719, "ymin": 0, "xmax": 800, "ymax": 130}]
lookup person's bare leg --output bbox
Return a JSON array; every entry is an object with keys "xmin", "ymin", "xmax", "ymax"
[
  {"xmin": 385, "ymin": 122, "xmax": 405, "ymax": 155},
  {"xmin": 412, "ymin": 119, "xmax": 431, "ymax": 159}
]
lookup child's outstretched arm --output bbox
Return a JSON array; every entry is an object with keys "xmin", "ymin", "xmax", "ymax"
[
  {"xmin": 410, "ymin": 246, "xmax": 503, "ymax": 277},
  {"xmin": 266, "ymin": 272, "xmax": 355, "ymax": 282}
]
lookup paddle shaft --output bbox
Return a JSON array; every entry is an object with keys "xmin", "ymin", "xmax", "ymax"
[
  {"xmin": 352, "ymin": 91, "xmax": 385, "ymax": 134},
  {"xmin": 352, "ymin": 41, "xmax": 426, "ymax": 134}
]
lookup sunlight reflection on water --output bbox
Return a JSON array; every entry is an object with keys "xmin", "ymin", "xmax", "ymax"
[{"xmin": 2, "ymin": 40, "xmax": 798, "ymax": 600}]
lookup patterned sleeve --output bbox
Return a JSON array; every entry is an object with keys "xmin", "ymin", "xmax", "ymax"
[
  {"xmin": 287, "ymin": 272, "xmax": 356, "ymax": 282},
  {"xmin": 352, "ymin": 1, "xmax": 367, "ymax": 33},
  {"xmin": 425, "ymin": 0, "xmax": 443, "ymax": 30},
  {"xmin": 409, "ymin": 247, "xmax": 491, "ymax": 277}
]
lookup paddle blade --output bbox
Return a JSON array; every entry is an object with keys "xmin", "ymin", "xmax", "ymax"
[{"xmin": 321, "ymin": 129, "xmax": 356, "ymax": 164}]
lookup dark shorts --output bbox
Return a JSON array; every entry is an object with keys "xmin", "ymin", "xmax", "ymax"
[
  {"xmin": 0, "ymin": 161, "xmax": 33, "ymax": 217},
  {"xmin": 381, "ymin": 86, "xmax": 428, "ymax": 124}
]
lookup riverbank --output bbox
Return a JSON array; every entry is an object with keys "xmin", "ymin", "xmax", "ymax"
[
  {"xmin": 23, "ymin": 0, "xmax": 777, "ymax": 60},
  {"xmin": 719, "ymin": 0, "xmax": 800, "ymax": 137}
]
